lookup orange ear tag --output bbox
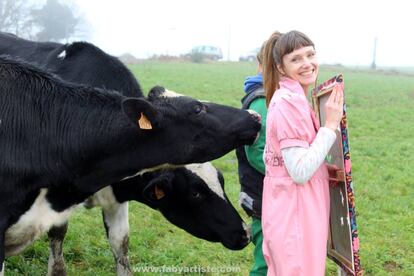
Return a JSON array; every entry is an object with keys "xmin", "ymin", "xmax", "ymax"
[
  {"xmin": 154, "ymin": 185, "xmax": 165, "ymax": 199},
  {"xmin": 138, "ymin": 113, "xmax": 152, "ymax": 129}
]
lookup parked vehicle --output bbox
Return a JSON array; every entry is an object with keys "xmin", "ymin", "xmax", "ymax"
[
  {"xmin": 239, "ymin": 48, "xmax": 260, "ymax": 62},
  {"xmin": 187, "ymin": 45, "xmax": 223, "ymax": 61}
]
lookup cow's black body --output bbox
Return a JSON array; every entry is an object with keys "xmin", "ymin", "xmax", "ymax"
[{"xmin": 0, "ymin": 56, "xmax": 260, "ymax": 274}]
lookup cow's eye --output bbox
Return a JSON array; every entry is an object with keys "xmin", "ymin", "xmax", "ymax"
[{"xmin": 192, "ymin": 191, "xmax": 202, "ymax": 199}]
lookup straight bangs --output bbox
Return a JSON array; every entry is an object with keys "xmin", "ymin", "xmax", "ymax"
[{"xmin": 274, "ymin": 31, "xmax": 314, "ymax": 64}]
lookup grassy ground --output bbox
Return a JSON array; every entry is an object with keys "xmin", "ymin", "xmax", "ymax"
[{"xmin": 6, "ymin": 61, "xmax": 414, "ymax": 275}]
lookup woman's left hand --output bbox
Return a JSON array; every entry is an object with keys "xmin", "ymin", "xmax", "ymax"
[{"xmin": 326, "ymin": 163, "xmax": 342, "ymax": 187}]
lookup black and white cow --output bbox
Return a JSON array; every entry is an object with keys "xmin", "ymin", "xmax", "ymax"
[
  {"xmin": 47, "ymin": 162, "xmax": 248, "ymax": 275},
  {"xmin": 0, "ymin": 57, "xmax": 261, "ymax": 275}
]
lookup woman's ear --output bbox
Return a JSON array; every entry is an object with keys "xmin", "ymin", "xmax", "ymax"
[{"xmin": 277, "ymin": 64, "xmax": 285, "ymax": 75}]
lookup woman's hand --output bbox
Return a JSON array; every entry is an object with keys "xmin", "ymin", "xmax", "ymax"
[
  {"xmin": 327, "ymin": 163, "xmax": 339, "ymax": 187},
  {"xmin": 326, "ymin": 163, "xmax": 344, "ymax": 187},
  {"xmin": 324, "ymin": 83, "xmax": 344, "ymax": 132}
]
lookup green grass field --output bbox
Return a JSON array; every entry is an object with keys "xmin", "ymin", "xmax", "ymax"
[{"xmin": 6, "ymin": 61, "xmax": 414, "ymax": 275}]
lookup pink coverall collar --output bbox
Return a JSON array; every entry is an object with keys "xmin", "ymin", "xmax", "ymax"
[{"xmin": 279, "ymin": 77, "xmax": 306, "ymax": 95}]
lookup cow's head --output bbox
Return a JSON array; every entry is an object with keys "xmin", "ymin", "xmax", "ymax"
[
  {"xmin": 121, "ymin": 86, "xmax": 261, "ymax": 166},
  {"xmin": 141, "ymin": 163, "xmax": 250, "ymax": 250}
]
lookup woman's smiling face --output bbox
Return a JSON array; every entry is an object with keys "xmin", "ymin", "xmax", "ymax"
[{"xmin": 278, "ymin": 46, "xmax": 319, "ymax": 92}]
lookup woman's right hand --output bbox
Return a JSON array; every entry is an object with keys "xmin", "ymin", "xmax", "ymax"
[{"xmin": 324, "ymin": 83, "xmax": 344, "ymax": 131}]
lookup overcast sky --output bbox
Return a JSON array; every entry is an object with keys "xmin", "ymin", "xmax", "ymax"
[{"xmin": 72, "ymin": 0, "xmax": 412, "ymax": 67}]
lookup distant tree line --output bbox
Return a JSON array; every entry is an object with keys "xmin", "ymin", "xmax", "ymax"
[{"xmin": 0, "ymin": 0, "xmax": 87, "ymax": 41}]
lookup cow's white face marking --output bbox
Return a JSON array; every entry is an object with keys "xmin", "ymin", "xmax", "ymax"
[
  {"xmin": 5, "ymin": 189, "xmax": 79, "ymax": 256},
  {"xmin": 161, "ymin": 89, "xmax": 212, "ymax": 103},
  {"xmin": 185, "ymin": 163, "xmax": 225, "ymax": 200},
  {"xmin": 162, "ymin": 89, "xmax": 183, "ymax": 98},
  {"xmin": 162, "ymin": 89, "xmax": 212, "ymax": 104},
  {"xmin": 120, "ymin": 163, "xmax": 177, "ymax": 181},
  {"xmin": 246, "ymin": 109, "xmax": 260, "ymax": 117},
  {"xmin": 57, "ymin": 50, "xmax": 66, "ymax": 59}
]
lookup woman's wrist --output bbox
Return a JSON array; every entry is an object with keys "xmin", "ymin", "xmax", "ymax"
[
  {"xmin": 324, "ymin": 122, "xmax": 338, "ymax": 132},
  {"xmin": 320, "ymin": 126, "xmax": 337, "ymax": 137}
]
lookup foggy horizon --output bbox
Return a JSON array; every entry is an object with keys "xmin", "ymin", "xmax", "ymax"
[{"xmin": 2, "ymin": 0, "xmax": 413, "ymax": 68}]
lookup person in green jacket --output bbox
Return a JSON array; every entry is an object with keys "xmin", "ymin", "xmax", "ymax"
[{"xmin": 236, "ymin": 40, "xmax": 269, "ymax": 276}]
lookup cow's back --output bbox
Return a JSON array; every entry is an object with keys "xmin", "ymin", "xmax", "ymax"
[
  {"xmin": 0, "ymin": 32, "xmax": 143, "ymax": 98},
  {"xmin": 0, "ymin": 32, "xmax": 61, "ymax": 66},
  {"xmin": 44, "ymin": 42, "xmax": 143, "ymax": 97}
]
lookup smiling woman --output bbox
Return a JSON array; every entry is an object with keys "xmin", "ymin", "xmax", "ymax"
[{"xmin": 261, "ymin": 30, "xmax": 344, "ymax": 276}]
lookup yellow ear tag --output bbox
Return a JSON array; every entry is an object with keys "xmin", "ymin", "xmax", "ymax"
[
  {"xmin": 138, "ymin": 113, "xmax": 152, "ymax": 130},
  {"xmin": 154, "ymin": 185, "xmax": 165, "ymax": 199}
]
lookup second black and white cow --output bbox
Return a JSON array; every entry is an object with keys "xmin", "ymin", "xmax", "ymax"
[
  {"xmin": 46, "ymin": 162, "xmax": 248, "ymax": 275},
  {"xmin": 0, "ymin": 32, "xmax": 143, "ymax": 98},
  {"xmin": 0, "ymin": 57, "xmax": 261, "ymax": 275}
]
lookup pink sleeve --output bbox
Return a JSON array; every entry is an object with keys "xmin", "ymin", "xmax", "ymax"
[{"xmin": 274, "ymin": 92, "xmax": 313, "ymax": 149}]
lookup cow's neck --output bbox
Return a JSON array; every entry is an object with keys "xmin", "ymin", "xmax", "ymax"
[
  {"xmin": 46, "ymin": 159, "xmax": 167, "ymax": 212},
  {"xmin": 2, "ymin": 75, "xmax": 165, "ymax": 194},
  {"xmin": 42, "ymin": 99, "xmax": 184, "ymax": 211},
  {"xmin": 48, "ymin": 103, "xmax": 160, "ymax": 185}
]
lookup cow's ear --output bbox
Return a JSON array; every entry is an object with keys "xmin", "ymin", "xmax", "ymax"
[
  {"xmin": 143, "ymin": 172, "xmax": 174, "ymax": 203},
  {"xmin": 147, "ymin": 85, "xmax": 166, "ymax": 100},
  {"xmin": 122, "ymin": 98, "xmax": 160, "ymax": 130}
]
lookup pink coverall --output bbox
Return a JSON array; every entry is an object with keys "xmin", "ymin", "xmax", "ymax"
[{"xmin": 262, "ymin": 77, "xmax": 330, "ymax": 276}]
